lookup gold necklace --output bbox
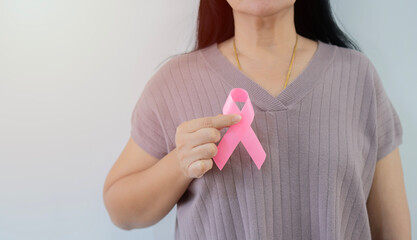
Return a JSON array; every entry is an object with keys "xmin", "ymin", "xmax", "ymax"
[{"xmin": 233, "ymin": 34, "xmax": 298, "ymax": 89}]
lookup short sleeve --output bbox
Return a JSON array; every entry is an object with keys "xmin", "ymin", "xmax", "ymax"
[
  {"xmin": 130, "ymin": 75, "xmax": 168, "ymax": 160},
  {"xmin": 370, "ymin": 62, "xmax": 403, "ymax": 161}
]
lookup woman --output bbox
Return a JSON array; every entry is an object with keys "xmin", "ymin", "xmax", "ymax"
[{"xmin": 103, "ymin": 0, "xmax": 411, "ymax": 239}]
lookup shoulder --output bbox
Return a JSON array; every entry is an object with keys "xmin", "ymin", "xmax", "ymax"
[
  {"xmin": 325, "ymin": 42, "xmax": 379, "ymax": 89},
  {"xmin": 138, "ymin": 48, "xmax": 207, "ymax": 118},
  {"xmin": 329, "ymin": 42, "xmax": 372, "ymax": 67},
  {"xmin": 144, "ymin": 49, "xmax": 202, "ymax": 90},
  {"xmin": 332, "ymin": 43, "xmax": 378, "ymax": 74}
]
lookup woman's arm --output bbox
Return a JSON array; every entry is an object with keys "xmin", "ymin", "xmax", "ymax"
[
  {"xmin": 366, "ymin": 147, "xmax": 411, "ymax": 239},
  {"xmin": 103, "ymin": 137, "xmax": 193, "ymax": 230},
  {"xmin": 103, "ymin": 114, "xmax": 239, "ymax": 230}
]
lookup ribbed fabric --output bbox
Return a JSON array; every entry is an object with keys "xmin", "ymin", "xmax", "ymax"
[{"xmin": 130, "ymin": 40, "xmax": 403, "ymax": 240}]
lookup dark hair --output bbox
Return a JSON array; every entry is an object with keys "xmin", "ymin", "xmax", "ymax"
[
  {"xmin": 194, "ymin": 0, "xmax": 361, "ymax": 51},
  {"xmin": 157, "ymin": 0, "xmax": 361, "ymax": 68}
]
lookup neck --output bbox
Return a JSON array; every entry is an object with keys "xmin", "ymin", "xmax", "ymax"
[{"xmin": 232, "ymin": 5, "xmax": 298, "ymax": 61}]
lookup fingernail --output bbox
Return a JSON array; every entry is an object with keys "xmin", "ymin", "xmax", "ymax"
[{"xmin": 232, "ymin": 115, "xmax": 241, "ymax": 123}]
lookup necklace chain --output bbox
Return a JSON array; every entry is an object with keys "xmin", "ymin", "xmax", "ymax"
[{"xmin": 232, "ymin": 34, "xmax": 298, "ymax": 89}]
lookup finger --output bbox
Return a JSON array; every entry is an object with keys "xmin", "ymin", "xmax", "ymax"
[
  {"xmin": 189, "ymin": 142, "xmax": 218, "ymax": 161},
  {"xmin": 188, "ymin": 159, "xmax": 213, "ymax": 178},
  {"xmin": 184, "ymin": 114, "xmax": 242, "ymax": 133},
  {"xmin": 180, "ymin": 143, "xmax": 217, "ymax": 173},
  {"xmin": 184, "ymin": 127, "xmax": 221, "ymax": 148}
]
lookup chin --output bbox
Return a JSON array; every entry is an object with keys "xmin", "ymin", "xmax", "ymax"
[{"xmin": 227, "ymin": 0, "xmax": 295, "ymax": 17}]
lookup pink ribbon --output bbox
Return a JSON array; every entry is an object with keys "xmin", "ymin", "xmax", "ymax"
[{"xmin": 213, "ymin": 88, "xmax": 266, "ymax": 170}]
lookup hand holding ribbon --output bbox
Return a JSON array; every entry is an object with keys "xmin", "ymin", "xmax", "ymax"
[{"xmin": 213, "ymin": 88, "xmax": 266, "ymax": 170}]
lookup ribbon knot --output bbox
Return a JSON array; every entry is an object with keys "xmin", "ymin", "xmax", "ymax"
[{"xmin": 213, "ymin": 88, "xmax": 266, "ymax": 170}]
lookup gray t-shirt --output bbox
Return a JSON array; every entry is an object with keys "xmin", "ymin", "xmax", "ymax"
[{"xmin": 130, "ymin": 40, "xmax": 403, "ymax": 239}]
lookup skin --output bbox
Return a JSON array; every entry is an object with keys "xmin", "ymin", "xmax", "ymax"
[
  {"xmin": 103, "ymin": 0, "xmax": 411, "ymax": 238},
  {"xmin": 367, "ymin": 148, "xmax": 411, "ymax": 239},
  {"xmin": 221, "ymin": 0, "xmax": 318, "ymax": 98},
  {"xmin": 103, "ymin": 114, "xmax": 241, "ymax": 229}
]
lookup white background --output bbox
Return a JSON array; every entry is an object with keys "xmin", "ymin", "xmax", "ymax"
[{"xmin": 0, "ymin": 0, "xmax": 415, "ymax": 239}]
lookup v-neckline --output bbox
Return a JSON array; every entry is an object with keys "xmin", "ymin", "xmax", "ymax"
[{"xmin": 199, "ymin": 39, "xmax": 336, "ymax": 111}]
